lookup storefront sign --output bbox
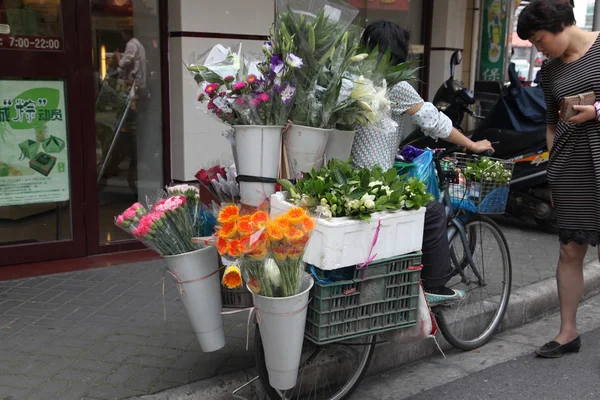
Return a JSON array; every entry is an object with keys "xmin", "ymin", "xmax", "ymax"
[
  {"xmin": 0, "ymin": 80, "xmax": 70, "ymax": 206},
  {"xmin": 0, "ymin": 35, "xmax": 62, "ymax": 51},
  {"xmin": 479, "ymin": 0, "xmax": 508, "ymax": 81}
]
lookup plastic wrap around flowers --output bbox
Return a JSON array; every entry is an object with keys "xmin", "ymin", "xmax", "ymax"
[
  {"xmin": 214, "ymin": 205, "xmax": 315, "ymax": 298},
  {"xmin": 114, "ymin": 191, "xmax": 200, "ymax": 256}
]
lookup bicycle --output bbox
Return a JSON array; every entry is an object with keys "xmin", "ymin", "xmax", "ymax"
[{"xmin": 253, "ymin": 147, "xmax": 513, "ymax": 400}]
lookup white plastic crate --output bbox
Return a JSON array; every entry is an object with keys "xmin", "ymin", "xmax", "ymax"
[{"xmin": 270, "ymin": 192, "xmax": 426, "ymax": 271}]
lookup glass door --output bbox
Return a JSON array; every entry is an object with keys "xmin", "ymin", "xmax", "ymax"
[
  {"xmin": 84, "ymin": 0, "xmax": 165, "ymax": 253},
  {"xmin": 0, "ymin": 0, "xmax": 86, "ymax": 266}
]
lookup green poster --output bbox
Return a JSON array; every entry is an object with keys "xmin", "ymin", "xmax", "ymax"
[
  {"xmin": 479, "ymin": 0, "xmax": 508, "ymax": 81},
  {"xmin": 0, "ymin": 80, "xmax": 69, "ymax": 206}
]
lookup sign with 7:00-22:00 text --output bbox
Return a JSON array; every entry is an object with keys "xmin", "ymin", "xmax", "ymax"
[
  {"xmin": 0, "ymin": 80, "xmax": 70, "ymax": 206},
  {"xmin": 0, "ymin": 34, "xmax": 62, "ymax": 51}
]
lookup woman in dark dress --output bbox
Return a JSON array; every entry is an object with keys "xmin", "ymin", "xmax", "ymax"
[{"xmin": 518, "ymin": 0, "xmax": 600, "ymax": 358}]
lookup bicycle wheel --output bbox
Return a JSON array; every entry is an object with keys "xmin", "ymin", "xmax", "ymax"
[
  {"xmin": 436, "ymin": 215, "xmax": 512, "ymax": 351},
  {"xmin": 255, "ymin": 325, "xmax": 376, "ymax": 400}
]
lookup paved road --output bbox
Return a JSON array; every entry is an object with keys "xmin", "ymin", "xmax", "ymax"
[
  {"xmin": 350, "ymin": 293, "xmax": 600, "ymax": 400},
  {"xmin": 410, "ymin": 328, "xmax": 600, "ymax": 400}
]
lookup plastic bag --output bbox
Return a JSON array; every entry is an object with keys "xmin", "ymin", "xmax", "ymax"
[
  {"xmin": 380, "ymin": 284, "xmax": 439, "ymax": 345},
  {"xmin": 407, "ymin": 149, "xmax": 440, "ymax": 201}
]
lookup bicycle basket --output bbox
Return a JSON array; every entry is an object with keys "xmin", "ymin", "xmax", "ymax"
[{"xmin": 447, "ymin": 153, "xmax": 514, "ymax": 214}]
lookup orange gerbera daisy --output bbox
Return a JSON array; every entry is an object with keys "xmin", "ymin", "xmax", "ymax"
[
  {"xmin": 218, "ymin": 221, "xmax": 237, "ymax": 239},
  {"xmin": 286, "ymin": 207, "xmax": 306, "ymax": 225},
  {"xmin": 250, "ymin": 211, "xmax": 269, "ymax": 229},
  {"xmin": 248, "ymin": 246, "xmax": 268, "ymax": 260},
  {"xmin": 273, "ymin": 215, "xmax": 289, "ymax": 230},
  {"xmin": 300, "ymin": 215, "xmax": 316, "ymax": 233},
  {"xmin": 216, "ymin": 237, "xmax": 229, "ymax": 255},
  {"xmin": 228, "ymin": 239, "xmax": 242, "ymax": 258},
  {"xmin": 297, "ymin": 233, "xmax": 310, "ymax": 247},
  {"xmin": 247, "ymin": 276, "xmax": 261, "ymax": 294},
  {"xmin": 267, "ymin": 221, "xmax": 284, "ymax": 242},
  {"xmin": 287, "ymin": 245, "xmax": 303, "ymax": 260},
  {"xmin": 221, "ymin": 265, "xmax": 243, "ymax": 289},
  {"xmin": 237, "ymin": 215, "xmax": 254, "ymax": 236},
  {"xmin": 272, "ymin": 244, "xmax": 288, "ymax": 261},
  {"xmin": 284, "ymin": 226, "xmax": 304, "ymax": 243},
  {"xmin": 239, "ymin": 236, "xmax": 251, "ymax": 253},
  {"xmin": 218, "ymin": 205, "xmax": 239, "ymax": 224}
]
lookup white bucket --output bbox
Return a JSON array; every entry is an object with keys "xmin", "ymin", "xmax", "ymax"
[
  {"xmin": 233, "ymin": 125, "xmax": 283, "ymax": 207},
  {"xmin": 284, "ymin": 125, "xmax": 331, "ymax": 177},
  {"xmin": 252, "ymin": 273, "xmax": 314, "ymax": 390},
  {"xmin": 325, "ymin": 129, "xmax": 356, "ymax": 163},
  {"xmin": 164, "ymin": 247, "xmax": 226, "ymax": 352}
]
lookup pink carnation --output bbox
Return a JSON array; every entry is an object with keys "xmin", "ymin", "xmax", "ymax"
[
  {"xmin": 133, "ymin": 217, "xmax": 153, "ymax": 238},
  {"xmin": 154, "ymin": 196, "xmax": 185, "ymax": 213},
  {"xmin": 116, "ymin": 215, "xmax": 125, "ymax": 226},
  {"xmin": 233, "ymin": 81, "xmax": 247, "ymax": 90},
  {"xmin": 258, "ymin": 93, "xmax": 270, "ymax": 102}
]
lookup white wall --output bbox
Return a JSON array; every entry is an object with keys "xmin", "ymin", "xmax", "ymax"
[
  {"xmin": 428, "ymin": 0, "xmax": 468, "ymax": 100},
  {"xmin": 167, "ymin": 0, "xmax": 274, "ymax": 181}
]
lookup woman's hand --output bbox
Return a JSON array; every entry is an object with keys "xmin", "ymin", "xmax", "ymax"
[
  {"xmin": 564, "ymin": 105, "xmax": 597, "ymax": 124},
  {"xmin": 469, "ymin": 140, "xmax": 495, "ymax": 154}
]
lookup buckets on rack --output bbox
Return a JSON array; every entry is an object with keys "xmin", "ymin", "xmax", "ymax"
[
  {"xmin": 284, "ymin": 125, "xmax": 331, "ymax": 178},
  {"xmin": 164, "ymin": 246, "xmax": 226, "ymax": 353},
  {"xmin": 251, "ymin": 273, "xmax": 314, "ymax": 390},
  {"xmin": 232, "ymin": 125, "xmax": 283, "ymax": 207},
  {"xmin": 325, "ymin": 128, "xmax": 355, "ymax": 163}
]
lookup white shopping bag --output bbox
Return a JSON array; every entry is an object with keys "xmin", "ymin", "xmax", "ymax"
[{"xmin": 381, "ymin": 284, "xmax": 439, "ymax": 345}]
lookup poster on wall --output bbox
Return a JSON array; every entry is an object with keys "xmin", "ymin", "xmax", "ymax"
[
  {"xmin": 0, "ymin": 80, "xmax": 70, "ymax": 206},
  {"xmin": 478, "ymin": 0, "xmax": 508, "ymax": 81}
]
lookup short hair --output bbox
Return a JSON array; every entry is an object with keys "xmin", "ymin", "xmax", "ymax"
[
  {"xmin": 517, "ymin": 0, "xmax": 576, "ymax": 40},
  {"xmin": 361, "ymin": 20, "xmax": 411, "ymax": 65}
]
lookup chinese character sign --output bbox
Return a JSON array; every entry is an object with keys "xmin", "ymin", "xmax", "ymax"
[
  {"xmin": 0, "ymin": 80, "xmax": 69, "ymax": 206},
  {"xmin": 479, "ymin": 0, "xmax": 508, "ymax": 81}
]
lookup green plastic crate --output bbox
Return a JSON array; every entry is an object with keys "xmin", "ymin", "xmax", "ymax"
[{"xmin": 305, "ymin": 253, "xmax": 422, "ymax": 344}]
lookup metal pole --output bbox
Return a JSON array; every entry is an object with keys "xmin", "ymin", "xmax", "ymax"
[
  {"xmin": 528, "ymin": 44, "xmax": 537, "ymax": 82},
  {"xmin": 594, "ymin": 0, "xmax": 600, "ymax": 31}
]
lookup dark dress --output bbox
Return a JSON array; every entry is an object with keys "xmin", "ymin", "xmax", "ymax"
[{"xmin": 541, "ymin": 34, "xmax": 600, "ymax": 245}]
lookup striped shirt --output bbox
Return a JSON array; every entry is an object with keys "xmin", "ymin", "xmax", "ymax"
[{"xmin": 541, "ymin": 33, "xmax": 600, "ymax": 245}]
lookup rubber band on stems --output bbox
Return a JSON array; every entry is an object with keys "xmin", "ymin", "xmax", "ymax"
[{"xmin": 220, "ymin": 298, "xmax": 312, "ymax": 351}]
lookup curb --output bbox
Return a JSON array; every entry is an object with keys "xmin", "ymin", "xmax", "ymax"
[{"xmin": 129, "ymin": 260, "xmax": 600, "ymax": 400}]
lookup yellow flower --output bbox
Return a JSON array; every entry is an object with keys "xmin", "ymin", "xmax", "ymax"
[
  {"xmin": 218, "ymin": 205, "xmax": 239, "ymax": 224},
  {"xmin": 222, "ymin": 265, "xmax": 243, "ymax": 289},
  {"xmin": 218, "ymin": 221, "xmax": 237, "ymax": 239},
  {"xmin": 285, "ymin": 207, "xmax": 306, "ymax": 225}
]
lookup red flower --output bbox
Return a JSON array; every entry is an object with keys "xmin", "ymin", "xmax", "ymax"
[
  {"xmin": 207, "ymin": 101, "xmax": 216, "ymax": 111},
  {"xmin": 195, "ymin": 169, "xmax": 211, "ymax": 185},
  {"xmin": 258, "ymin": 93, "xmax": 270, "ymax": 102}
]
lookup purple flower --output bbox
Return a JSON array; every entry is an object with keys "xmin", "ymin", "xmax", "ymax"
[
  {"xmin": 279, "ymin": 82, "xmax": 296, "ymax": 105},
  {"xmin": 270, "ymin": 55, "xmax": 284, "ymax": 76},
  {"xmin": 286, "ymin": 53, "xmax": 303, "ymax": 68},
  {"xmin": 262, "ymin": 41, "xmax": 273, "ymax": 53}
]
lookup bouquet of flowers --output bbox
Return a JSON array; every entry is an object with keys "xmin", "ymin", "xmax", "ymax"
[
  {"xmin": 187, "ymin": 25, "xmax": 302, "ymax": 126},
  {"xmin": 276, "ymin": 0, "xmax": 360, "ymax": 128},
  {"xmin": 195, "ymin": 161, "xmax": 240, "ymax": 203},
  {"xmin": 114, "ymin": 194, "xmax": 199, "ymax": 256},
  {"xmin": 278, "ymin": 158, "xmax": 433, "ymax": 221},
  {"xmin": 214, "ymin": 204, "xmax": 315, "ymax": 298}
]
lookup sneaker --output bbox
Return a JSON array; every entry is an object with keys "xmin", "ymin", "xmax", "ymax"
[{"xmin": 424, "ymin": 286, "xmax": 466, "ymax": 306}]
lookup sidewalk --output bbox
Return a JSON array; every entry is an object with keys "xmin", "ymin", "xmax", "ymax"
[{"xmin": 0, "ymin": 219, "xmax": 596, "ymax": 400}]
